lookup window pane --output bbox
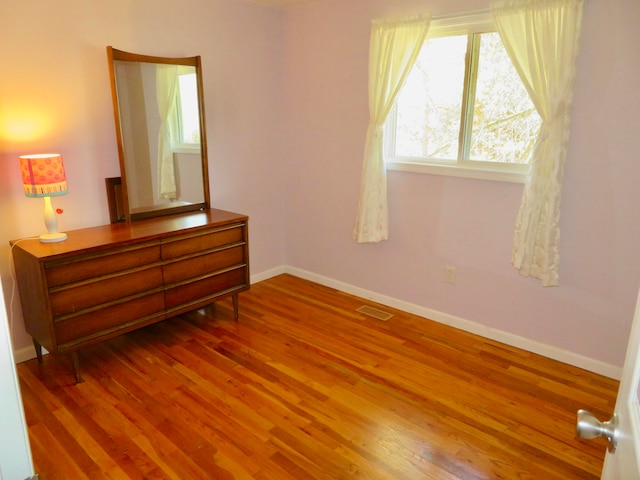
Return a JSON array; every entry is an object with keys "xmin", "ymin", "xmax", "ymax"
[
  {"xmin": 468, "ymin": 32, "xmax": 541, "ymax": 164},
  {"xmin": 394, "ymin": 35, "xmax": 467, "ymax": 159},
  {"xmin": 178, "ymin": 73, "xmax": 200, "ymax": 144}
]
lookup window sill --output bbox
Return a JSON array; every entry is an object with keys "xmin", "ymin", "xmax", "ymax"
[
  {"xmin": 172, "ymin": 145, "xmax": 201, "ymax": 155},
  {"xmin": 386, "ymin": 160, "xmax": 528, "ymax": 184}
]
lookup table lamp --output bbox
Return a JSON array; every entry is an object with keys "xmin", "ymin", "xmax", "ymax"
[{"xmin": 19, "ymin": 153, "xmax": 68, "ymax": 243}]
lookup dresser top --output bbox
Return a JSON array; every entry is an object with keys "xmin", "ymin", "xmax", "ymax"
[{"xmin": 11, "ymin": 208, "xmax": 248, "ymax": 260}]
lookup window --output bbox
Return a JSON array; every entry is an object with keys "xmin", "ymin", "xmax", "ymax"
[
  {"xmin": 385, "ymin": 13, "xmax": 541, "ymax": 182},
  {"xmin": 173, "ymin": 72, "xmax": 201, "ymax": 150}
]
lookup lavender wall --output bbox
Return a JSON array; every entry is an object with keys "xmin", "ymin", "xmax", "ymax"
[
  {"xmin": 0, "ymin": 0, "xmax": 288, "ymax": 352},
  {"xmin": 1, "ymin": 0, "xmax": 638, "ymax": 377},
  {"xmin": 280, "ymin": 0, "xmax": 640, "ymax": 372}
]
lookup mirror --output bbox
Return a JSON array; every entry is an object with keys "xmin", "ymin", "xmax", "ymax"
[{"xmin": 106, "ymin": 47, "xmax": 210, "ymax": 221}]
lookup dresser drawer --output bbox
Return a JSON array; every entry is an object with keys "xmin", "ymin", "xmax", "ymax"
[
  {"xmin": 164, "ymin": 266, "xmax": 247, "ymax": 310},
  {"xmin": 163, "ymin": 245, "xmax": 245, "ymax": 285},
  {"xmin": 46, "ymin": 243, "xmax": 161, "ymax": 287},
  {"xmin": 162, "ymin": 224, "xmax": 245, "ymax": 260},
  {"xmin": 54, "ymin": 292, "xmax": 166, "ymax": 347},
  {"xmin": 50, "ymin": 266, "xmax": 164, "ymax": 316},
  {"xmin": 11, "ymin": 208, "xmax": 250, "ymax": 382}
]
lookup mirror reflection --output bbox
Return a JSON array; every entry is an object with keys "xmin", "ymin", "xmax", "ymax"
[{"xmin": 107, "ymin": 47, "xmax": 210, "ymax": 221}]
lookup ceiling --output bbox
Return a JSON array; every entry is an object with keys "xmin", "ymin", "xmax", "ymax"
[{"xmin": 245, "ymin": 0, "xmax": 320, "ymax": 7}]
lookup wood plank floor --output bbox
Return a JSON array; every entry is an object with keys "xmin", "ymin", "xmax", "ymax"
[{"xmin": 17, "ymin": 274, "xmax": 619, "ymax": 479}]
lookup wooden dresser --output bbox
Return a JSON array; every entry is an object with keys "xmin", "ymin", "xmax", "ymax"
[{"xmin": 11, "ymin": 208, "xmax": 249, "ymax": 382}]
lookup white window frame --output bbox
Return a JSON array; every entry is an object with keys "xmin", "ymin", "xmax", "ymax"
[
  {"xmin": 172, "ymin": 71, "xmax": 201, "ymax": 155},
  {"xmin": 385, "ymin": 11, "xmax": 532, "ymax": 184}
]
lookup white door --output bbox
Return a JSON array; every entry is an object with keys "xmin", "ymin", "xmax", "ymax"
[
  {"xmin": 0, "ymin": 288, "xmax": 36, "ymax": 479},
  {"xmin": 579, "ymin": 287, "xmax": 640, "ymax": 479}
]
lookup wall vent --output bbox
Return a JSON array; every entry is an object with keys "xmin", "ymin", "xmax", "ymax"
[{"xmin": 356, "ymin": 305, "xmax": 393, "ymax": 321}]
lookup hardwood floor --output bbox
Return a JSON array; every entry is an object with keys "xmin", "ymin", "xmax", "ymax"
[{"xmin": 17, "ymin": 274, "xmax": 618, "ymax": 479}]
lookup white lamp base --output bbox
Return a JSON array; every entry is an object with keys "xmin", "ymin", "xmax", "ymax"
[
  {"xmin": 41, "ymin": 196, "xmax": 67, "ymax": 243},
  {"xmin": 39, "ymin": 232, "xmax": 68, "ymax": 243}
]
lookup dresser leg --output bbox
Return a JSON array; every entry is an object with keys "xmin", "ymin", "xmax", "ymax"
[
  {"xmin": 71, "ymin": 351, "xmax": 84, "ymax": 384},
  {"xmin": 33, "ymin": 339, "xmax": 43, "ymax": 364},
  {"xmin": 232, "ymin": 293, "xmax": 239, "ymax": 320}
]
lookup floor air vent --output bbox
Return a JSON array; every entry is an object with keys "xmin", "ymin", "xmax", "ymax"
[{"xmin": 356, "ymin": 305, "xmax": 393, "ymax": 321}]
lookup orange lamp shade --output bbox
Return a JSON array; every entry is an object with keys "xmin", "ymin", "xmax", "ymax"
[{"xmin": 20, "ymin": 153, "xmax": 68, "ymax": 198}]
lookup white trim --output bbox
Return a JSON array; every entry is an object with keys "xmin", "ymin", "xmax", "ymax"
[
  {"xmin": 387, "ymin": 160, "xmax": 528, "ymax": 183},
  {"xmin": 385, "ymin": 9, "xmax": 537, "ymax": 185},
  {"xmin": 172, "ymin": 145, "xmax": 200, "ymax": 155},
  {"xmin": 279, "ymin": 266, "xmax": 622, "ymax": 380},
  {"xmin": 14, "ymin": 345, "xmax": 48, "ymax": 364},
  {"xmin": 250, "ymin": 265, "xmax": 286, "ymax": 285},
  {"xmin": 0, "ymin": 288, "xmax": 36, "ymax": 479},
  {"xmin": 15, "ymin": 265, "xmax": 621, "ymax": 381}
]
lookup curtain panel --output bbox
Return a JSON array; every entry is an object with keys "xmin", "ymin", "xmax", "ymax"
[
  {"xmin": 492, "ymin": 0, "xmax": 584, "ymax": 286},
  {"xmin": 157, "ymin": 64, "xmax": 179, "ymax": 201},
  {"xmin": 353, "ymin": 16, "xmax": 431, "ymax": 243}
]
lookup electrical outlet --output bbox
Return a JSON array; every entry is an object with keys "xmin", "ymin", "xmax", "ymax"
[{"xmin": 445, "ymin": 265, "xmax": 456, "ymax": 284}]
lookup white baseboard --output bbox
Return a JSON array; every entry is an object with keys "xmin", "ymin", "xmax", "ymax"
[
  {"xmin": 278, "ymin": 266, "xmax": 622, "ymax": 380},
  {"xmin": 16, "ymin": 266, "xmax": 620, "ymax": 380},
  {"xmin": 14, "ymin": 345, "xmax": 44, "ymax": 364},
  {"xmin": 251, "ymin": 266, "xmax": 286, "ymax": 285}
]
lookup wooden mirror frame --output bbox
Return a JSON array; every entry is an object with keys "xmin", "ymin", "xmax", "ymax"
[{"xmin": 106, "ymin": 46, "xmax": 210, "ymax": 221}]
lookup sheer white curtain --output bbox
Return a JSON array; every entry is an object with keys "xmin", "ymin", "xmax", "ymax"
[
  {"xmin": 156, "ymin": 65, "xmax": 179, "ymax": 200},
  {"xmin": 492, "ymin": 0, "xmax": 584, "ymax": 286},
  {"xmin": 353, "ymin": 16, "xmax": 431, "ymax": 243}
]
